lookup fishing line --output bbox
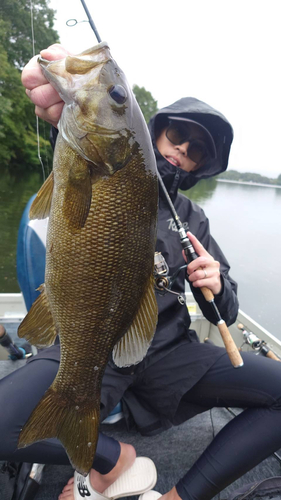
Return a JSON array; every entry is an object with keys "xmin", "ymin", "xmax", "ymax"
[{"xmin": 29, "ymin": 0, "xmax": 45, "ymax": 182}]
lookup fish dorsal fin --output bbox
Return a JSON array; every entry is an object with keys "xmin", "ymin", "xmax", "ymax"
[
  {"xmin": 29, "ymin": 171, "xmax": 54, "ymax": 220},
  {"xmin": 112, "ymin": 275, "xmax": 158, "ymax": 367},
  {"xmin": 18, "ymin": 284, "xmax": 57, "ymax": 348}
]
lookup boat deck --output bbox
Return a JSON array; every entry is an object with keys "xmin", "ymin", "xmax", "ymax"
[{"xmin": 1, "ymin": 321, "xmax": 281, "ymax": 499}]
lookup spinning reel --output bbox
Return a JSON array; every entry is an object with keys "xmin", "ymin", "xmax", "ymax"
[{"xmin": 154, "ymin": 252, "xmax": 187, "ymax": 305}]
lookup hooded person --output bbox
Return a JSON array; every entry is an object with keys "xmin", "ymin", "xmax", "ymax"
[{"xmin": 111, "ymin": 97, "xmax": 239, "ymax": 414}]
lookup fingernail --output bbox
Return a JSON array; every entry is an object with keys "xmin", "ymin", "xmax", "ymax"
[{"xmin": 26, "ymin": 89, "xmax": 31, "ymax": 98}]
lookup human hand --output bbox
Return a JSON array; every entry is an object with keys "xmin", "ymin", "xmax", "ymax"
[
  {"xmin": 21, "ymin": 44, "xmax": 71, "ymax": 127},
  {"xmin": 184, "ymin": 231, "xmax": 222, "ymax": 295}
]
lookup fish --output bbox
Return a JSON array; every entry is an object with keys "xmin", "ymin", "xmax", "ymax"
[{"xmin": 17, "ymin": 41, "xmax": 158, "ymax": 474}]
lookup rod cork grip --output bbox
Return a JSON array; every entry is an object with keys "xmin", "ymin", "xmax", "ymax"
[
  {"xmin": 200, "ymin": 285, "xmax": 214, "ymax": 302},
  {"xmin": 217, "ymin": 321, "xmax": 244, "ymax": 368},
  {"xmin": 266, "ymin": 350, "xmax": 281, "ymax": 361},
  {"xmin": 196, "ymin": 266, "xmax": 214, "ymax": 301}
]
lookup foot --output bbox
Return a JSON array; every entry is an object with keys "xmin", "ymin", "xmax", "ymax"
[
  {"xmin": 161, "ymin": 487, "xmax": 182, "ymax": 500},
  {"xmin": 58, "ymin": 442, "xmax": 136, "ymax": 499}
]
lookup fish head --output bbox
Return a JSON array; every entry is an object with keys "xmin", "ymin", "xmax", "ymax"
[{"xmin": 39, "ymin": 42, "xmax": 154, "ymax": 176}]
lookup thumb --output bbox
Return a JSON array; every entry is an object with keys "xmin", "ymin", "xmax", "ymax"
[
  {"xmin": 186, "ymin": 231, "xmax": 209, "ymax": 257},
  {"xmin": 40, "ymin": 44, "xmax": 72, "ymax": 61}
]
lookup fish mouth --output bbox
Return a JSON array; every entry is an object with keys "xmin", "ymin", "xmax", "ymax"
[{"xmin": 38, "ymin": 56, "xmax": 51, "ymax": 68}]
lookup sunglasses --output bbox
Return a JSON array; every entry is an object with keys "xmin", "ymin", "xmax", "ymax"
[{"xmin": 165, "ymin": 121, "xmax": 211, "ymax": 165}]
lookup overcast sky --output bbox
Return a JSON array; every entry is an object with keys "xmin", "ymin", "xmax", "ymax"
[{"xmin": 48, "ymin": 0, "xmax": 281, "ymax": 178}]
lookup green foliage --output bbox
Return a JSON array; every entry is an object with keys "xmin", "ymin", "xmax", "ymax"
[
  {"xmin": 0, "ymin": 169, "xmax": 42, "ymax": 293},
  {"xmin": 0, "ymin": 0, "xmax": 58, "ymax": 174},
  {"xmin": 133, "ymin": 84, "xmax": 158, "ymax": 123},
  {"xmin": 0, "ymin": 0, "xmax": 59, "ymax": 68},
  {"xmin": 218, "ymin": 170, "xmax": 281, "ymax": 186},
  {"xmin": 180, "ymin": 178, "xmax": 217, "ymax": 204}
]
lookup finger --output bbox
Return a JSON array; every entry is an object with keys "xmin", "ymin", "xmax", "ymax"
[
  {"xmin": 40, "ymin": 43, "xmax": 71, "ymax": 61},
  {"xmin": 191, "ymin": 276, "xmax": 213, "ymax": 289},
  {"xmin": 21, "ymin": 45, "xmax": 71, "ymax": 90},
  {"xmin": 21, "ymin": 54, "xmax": 47, "ymax": 89},
  {"xmin": 28, "ymin": 82, "xmax": 63, "ymax": 109},
  {"xmin": 35, "ymin": 101, "xmax": 64, "ymax": 128},
  {"xmin": 188, "ymin": 267, "xmax": 210, "ymax": 283},
  {"xmin": 186, "ymin": 231, "xmax": 209, "ymax": 258},
  {"xmin": 187, "ymin": 256, "xmax": 209, "ymax": 275}
]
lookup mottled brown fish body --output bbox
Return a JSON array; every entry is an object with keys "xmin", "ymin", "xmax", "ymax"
[{"xmin": 18, "ymin": 42, "xmax": 158, "ymax": 474}]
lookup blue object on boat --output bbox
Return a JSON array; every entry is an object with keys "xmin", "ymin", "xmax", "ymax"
[
  {"xmin": 102, "ymin": 402, "xmax": 124, "ymax": 424},
  {"xmin": 17, "ymin": 195, "xmax": 47, "ymax": 311}
]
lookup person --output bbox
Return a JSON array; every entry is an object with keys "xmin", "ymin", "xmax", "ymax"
[{"xmin": 1, "ymin": 43, "xmax": 281, "ymax": 500}]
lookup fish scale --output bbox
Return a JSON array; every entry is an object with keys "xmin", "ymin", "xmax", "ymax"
[{"xmin": 17, "ymin": 42, "xmax": 158, "ymax": 474}]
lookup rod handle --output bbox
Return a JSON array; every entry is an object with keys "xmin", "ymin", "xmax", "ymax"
[
  {"xmin": 265, "ymin": 349, "xmax": 281, "ymax": 362},
  {"xmin": 217, "ymin": 320, "xmax": 244, "ymax": 368},
  {"xmin": 196, "ymin": 266, "xmax": 215, "ymax": 301}
]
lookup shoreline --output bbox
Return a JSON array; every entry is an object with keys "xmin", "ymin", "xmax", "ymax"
[{"xmin": 216, "ymin": 179, "xmax": 281, "ymax": 189}]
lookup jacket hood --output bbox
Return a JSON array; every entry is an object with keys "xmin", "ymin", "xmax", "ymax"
[{"xmin": 148, "ymin": 97, "xmax": 233, "ymax": 194}]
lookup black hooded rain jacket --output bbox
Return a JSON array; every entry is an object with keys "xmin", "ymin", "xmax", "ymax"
[{"xmin": 147, "ymin": 97, "xmax": 238, "ymax": 355}]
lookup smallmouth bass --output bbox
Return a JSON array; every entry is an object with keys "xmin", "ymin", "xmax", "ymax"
[{"xmin": 18, "ymin": 42, "xmax": 158, "ymax": 474}]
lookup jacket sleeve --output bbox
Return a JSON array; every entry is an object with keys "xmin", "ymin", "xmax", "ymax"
[{"xmin": 186, "ymin": 213, "xmax": 239, "ymax": 326}]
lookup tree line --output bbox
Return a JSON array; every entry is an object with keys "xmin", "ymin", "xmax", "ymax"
[
  {"xmin": 218, "ymin": 170, "xmax": 281, "ymax": 186},
  {"xmin": 0, "ymin": 0, "xmax": 158, "ymax": 178},
  {"xmin": 0, "ymin": 0, "xmax": 60, "ymax": 175}
]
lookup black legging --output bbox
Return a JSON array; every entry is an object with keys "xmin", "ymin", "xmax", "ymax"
[
  {"xmin": 176, "ymin": 352, "xmax": 281, "ymax": 499},
  {"xmin": 1, "ymin": 352, "xmax": 281, "ymax": 499},
  {"xmin": 0, "ymin": 358, "xmax": 120, "ymax": 475}
]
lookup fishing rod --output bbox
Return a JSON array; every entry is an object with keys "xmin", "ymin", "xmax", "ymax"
[
  {"xmin": 80, "ymin": 0, "xmax": 101, "ymax": 42},
  {"xmin": 77, "ymin": 0, "xmax": 243, "ymax": 369}
]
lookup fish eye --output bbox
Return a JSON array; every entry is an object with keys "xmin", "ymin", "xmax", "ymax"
[{"xmin": 108, "ymin": 85, "xmax": 127, "ymax": 105}]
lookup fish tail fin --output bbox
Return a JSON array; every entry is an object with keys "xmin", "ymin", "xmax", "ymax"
[{"xmin": 18, "ymin": 386, "xmax": 100, "ymax": 474}]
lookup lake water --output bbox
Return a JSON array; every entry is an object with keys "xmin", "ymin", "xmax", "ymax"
[
  {"xmin": 1, "ymin": 170, "xmax": 280, "ymax": 338},
  {"xmin": 183, "ymin": 179, "xmax": 281, "ymax": 338}
]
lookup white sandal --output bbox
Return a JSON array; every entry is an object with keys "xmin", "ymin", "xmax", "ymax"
[
  {"xmin": 74, "ymin": 457, "xmax": 157, "ymax": 500},
  {"xmin": 139, "ymin": 491, "xmax": 162, "ymax": 500}
]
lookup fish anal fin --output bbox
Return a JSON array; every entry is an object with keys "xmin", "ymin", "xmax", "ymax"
[
  {"xmin": 29, "ymin": 171, "xmax": 54, "ymax": 219},
  {"xmin": 113, "ymin": 275, "xmax": 158, "ymax": 367},
  {"xmin": 63, "ymin": 160, "xmax": 92, "ymax": 230},
  {"xmin": 18, "ymin": 284, "xmax": 57, "ymax": 348},
  {"xmin": 18, "ymin": 386, "xmax": 100, "ymax": 475}
]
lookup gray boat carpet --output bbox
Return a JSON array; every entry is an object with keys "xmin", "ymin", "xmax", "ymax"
[{"xmin": 1, "ymin": 353, "xmax": 281, "ymax": 499}]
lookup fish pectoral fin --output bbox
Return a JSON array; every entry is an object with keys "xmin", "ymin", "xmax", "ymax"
[
  {"xmin": 64, "ymin": 161, "xmax": 92, "ymax": 230},
  {"xmin": 29, "ymin": 171, "xmax": 54, "ymax": 219},
  {"xmin": 112, "ymin": 275, "xmax": 158, "ymax": 367},
  {"xmin": 18, "ymin": 385, "xmax": 100, "ymax": 475},
  {"xmin": 18, "ymin": 284, "xmax": 57, "ymax": 348}
]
